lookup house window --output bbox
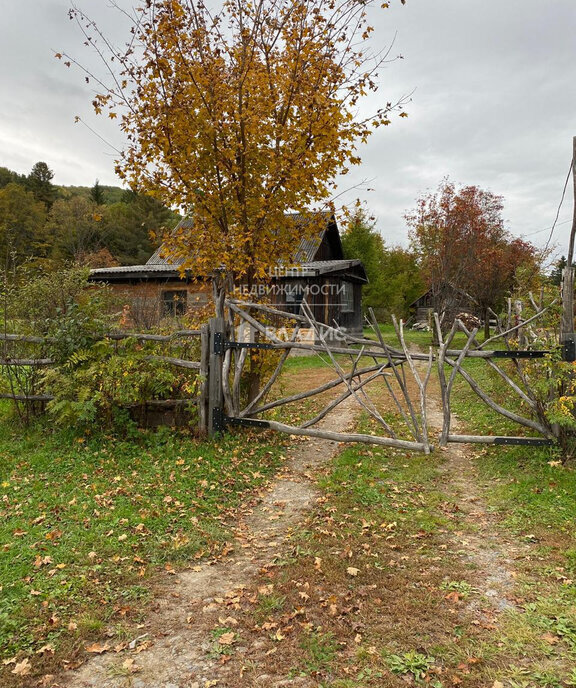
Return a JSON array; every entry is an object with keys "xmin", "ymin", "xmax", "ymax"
[
  {"xmin": 341, "ymin": 282, "xmax": 354, "ymax": 313},
  {"xmin": 284, "ymin": 283, "xmax": 305, "ymax": 314},
  {"xmin": 162, "ymin": 290, "xmax": 188, "ymax": 316}
]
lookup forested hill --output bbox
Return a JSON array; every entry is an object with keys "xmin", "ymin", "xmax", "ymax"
[{"xmin": 0, "ymin": 161, "xmax": 180, "ymax": 270}]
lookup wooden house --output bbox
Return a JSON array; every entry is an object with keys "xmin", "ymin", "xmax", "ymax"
[
  {"xmin": 409, "ymin": 284, "xmax": 481, "ymax": 325},
  {"xmin": 89, "ymin": 214, "xmax": 367, "ymax": 334}
]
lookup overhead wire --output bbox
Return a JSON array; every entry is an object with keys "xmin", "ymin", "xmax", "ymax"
[
  {"xmin": 542, "ymin": 156, "xmax": 574, "ymax": 255},
  {"xmin": 523, "ymin": 218, "xmax": 571, "ymax": 238}
]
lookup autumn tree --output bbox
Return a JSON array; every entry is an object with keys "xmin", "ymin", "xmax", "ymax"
[
  {"xmin": 407, "ymin": 179, "xmax": 539, "ymax": 337},
  {"xmin": 65, "ymin": 0, "xmax": 406, "ymax": 297},
  {"xmin": 0, "ymin": 183, "xmax": 48, "ymax": 269}
]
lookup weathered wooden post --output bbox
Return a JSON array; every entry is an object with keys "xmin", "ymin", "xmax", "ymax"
[
  {"xmin": 198, "ymin": 323, "xmax": 210, "ymax": 435},
  {"xmin": 208, "ymin": 316, "xmax": 226, "ymax": 436}
]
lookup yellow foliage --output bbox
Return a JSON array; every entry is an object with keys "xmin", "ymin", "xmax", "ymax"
[{"xmin": 68, "ymin": 0, "xmax": 407, "ymax": 280}]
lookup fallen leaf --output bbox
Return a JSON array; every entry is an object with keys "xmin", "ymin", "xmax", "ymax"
[
  {"xmin": 34, "ymin": 555, "xmax": 53, "ymax": 568},
  {"xmin": 122, "ymin": 658, "xmax": 140, "ymax": 673},
  {"xmin": 11, "ymin": 658, "xmax": 31, "ymax": 676},
  {"xmin": 346, "ymin": 567, "xmax": 360, "ymax": 577},
  {"xmin": 218, "ymin": 632, "xmax": 236, "ymax": 646},
  {"xmin": 218, "ymin": 616, "xmax": 238, "ymax": 626},
  {"xmin": 36, "ymin": 645, "xmax": 55, "ymax": 656},
  {"xmin": 85, "ymin": 642, "xmax": 110, "ymax": 654}
]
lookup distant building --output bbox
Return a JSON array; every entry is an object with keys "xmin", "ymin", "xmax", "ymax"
[{"xmin": 408, "ymin": 284, "xmax": 481, "ymax": 325}]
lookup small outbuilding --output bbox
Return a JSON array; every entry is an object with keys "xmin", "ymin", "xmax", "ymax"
[{"xmin": 408, "ymin": 284, "xmax": 482, "ymax": 326}]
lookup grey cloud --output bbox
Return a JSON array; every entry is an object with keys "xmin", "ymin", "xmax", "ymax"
[{"xmin": 0, "ymin": 0, "xmax": 575, "ymax": 257}]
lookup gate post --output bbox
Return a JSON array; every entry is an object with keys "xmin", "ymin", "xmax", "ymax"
[
  {"xmin": 208, "ymin": 316, "xmax": 225, "ymax": 436},
  {"xmin": 198, "ymin": 323, "xmax": 210, "ymax": 436}
]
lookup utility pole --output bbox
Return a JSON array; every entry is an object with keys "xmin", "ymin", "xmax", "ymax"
[{"xmin": 560, "ymin": 136, "xmax": 576, "ymax": 361}]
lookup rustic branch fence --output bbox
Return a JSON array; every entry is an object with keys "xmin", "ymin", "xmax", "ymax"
[
  {"xmin": 0, "ymin": 328, "xmax": 206, "ymax": 428},
  {"xmin": 0, "ymin": 296, "xmax": 563, "ymax": 451}
]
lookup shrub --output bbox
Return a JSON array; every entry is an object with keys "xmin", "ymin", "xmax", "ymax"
[{"xmin": 42, "ymin": 338, "xmax": 198, "ymax": 431}]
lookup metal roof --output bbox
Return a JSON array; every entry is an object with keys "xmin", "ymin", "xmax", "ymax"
[
  {"xmin": 90, "ymin": 263, "xmax": 183, "ymax": 276},
  {"xmin": 271, "ymin": 259, "xmax": 367, "ymax": 280},
  {"xmin": 145, "ymin": 212, "xmax": 334, "ymax": 267},
  {"xmin": 90, "ymin": 258, "xmax": 367, "ymax": 282},
  {"xmin": 89, "ymin": 212, "xmax": 365, "ymax": 281}
]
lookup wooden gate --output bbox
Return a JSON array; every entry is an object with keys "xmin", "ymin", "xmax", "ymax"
[{"xmin": 203, "ymin": 298, "xmax": 560, "ymax": 453}]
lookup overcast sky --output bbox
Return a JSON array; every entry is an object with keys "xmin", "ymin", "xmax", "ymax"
[{"xmin": 1, "ymin": 0, "xmax": 575, "ymax": 260}]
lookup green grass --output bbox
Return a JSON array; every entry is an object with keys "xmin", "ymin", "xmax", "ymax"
[
  {"xmin": 0, "ymin": 410, "xmax": 285, "ymax": 673},
  {"xmin": 449, "ymin": 358, "xmax": 575, "ymax": 536},
  {"xmin": 282, "ymin": 352, "xmax": 336, "ymax": 373},
  {"xmin": 365, "ymin": 323, "xmax": 487, "ymax": 350}
]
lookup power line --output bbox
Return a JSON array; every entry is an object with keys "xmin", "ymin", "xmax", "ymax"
[
  {"xmin": 543, "ymin": 157, "xmax": 574, "ymax": 254},
  {"xmin": 523, "ymin": 217, "xmax": 571, "ymax": 238}
]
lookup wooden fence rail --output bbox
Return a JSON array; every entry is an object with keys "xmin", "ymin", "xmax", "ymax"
[
  {"xmin": 0, "ymin": 329, "xmax": 203, "ymax": 427},
  {"xmin": 0, "ymin": 301, "xmax": 559, "ymax": 450}
]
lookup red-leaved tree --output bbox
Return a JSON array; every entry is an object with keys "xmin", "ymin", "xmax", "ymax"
[{"xmin": 407, "ymin": 179, "xmax": 539, "ymax": 337}]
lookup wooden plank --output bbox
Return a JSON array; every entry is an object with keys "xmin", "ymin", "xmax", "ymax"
[
  {"xmin": 0, "ymin": 359, "xmax": 54, "ymax": 366},
  {"xmin": 0, "ymin": 334, "xmax": 52, "ymax": 343},
  {"xmin": 140, "ymin": 399, "xmax": 197, "ymax": 408},
  {"xmin": 107, "ymin": 330, "xmax": 201, "ymax": 342},
  {"xmin": 146, "ymin": 356, "xmax": 201, "ymax": 369},
  {"xmin": 198, "ymin": 323, "xmax": 210, "ymax": 435},
  {"xmin": 0, "ymin": 393, "xmax": 54, "ymax": 401},
  {"xmin": 264, "ymin": 420, "xmax": 429, "ymax": 451}
]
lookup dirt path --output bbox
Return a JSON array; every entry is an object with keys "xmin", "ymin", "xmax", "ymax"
[
  {"xmin": 56, "ymin": 367, "xmax": 531, "ymax": 688},
  {"xmin": 426, "ymin": 393, "xmax": 526, "ymax": 617},
  {"xmin": 60, "ymin": 398, "xmax": 358, "ymax": 688}
]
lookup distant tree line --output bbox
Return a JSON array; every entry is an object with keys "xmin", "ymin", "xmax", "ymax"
[
  {"xmin": 341, "ymin": 210, "xmax": 425, "ymax": 321},
  {"xmin": 0, "ymin": 161, "xmax": 180, "ymax": 272}
]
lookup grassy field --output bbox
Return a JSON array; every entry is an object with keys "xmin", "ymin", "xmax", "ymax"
[
  {"xmin": 0, "ymin": 409, "xmax": 286, "ymax": 679},
  {"xmin": 3, "ymin": 327, "xmax": 576, "ymax": 686}
]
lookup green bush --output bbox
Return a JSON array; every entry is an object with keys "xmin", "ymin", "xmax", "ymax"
[{"xmin": 42, "ymin": 338, "xmax": 198, "ymax": 431}]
